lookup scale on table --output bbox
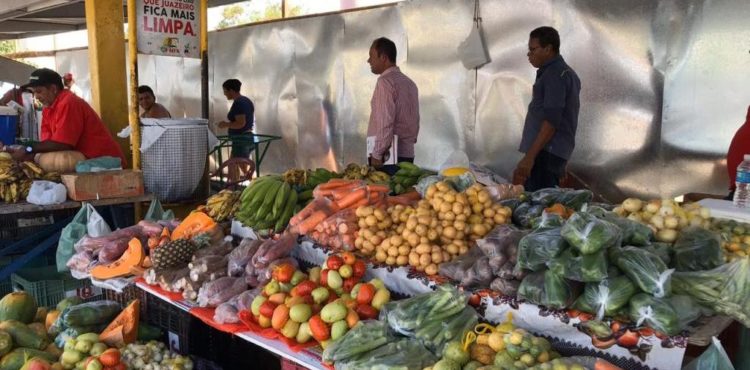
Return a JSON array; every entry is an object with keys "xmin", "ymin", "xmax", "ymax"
[{"xmin": 697, "ymin": 198, "xmax": 750, "ymax": 223}]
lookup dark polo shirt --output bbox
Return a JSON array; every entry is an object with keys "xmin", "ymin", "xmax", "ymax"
[{"xmin": 519, "ymin": 55, "xmax": 581, "ymax": 161}]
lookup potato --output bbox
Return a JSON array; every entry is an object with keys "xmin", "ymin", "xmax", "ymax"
[
  {"xmin": 362, "ymin": 240, "xmax": 374, "ymax": 251},
  {"xmin": 396, "ymin": 224, "xmax": 406, "ymax": 234},
  {"xmin": 432, "ymin": 198, "xmax": 444, "ymax": 210},
  {"xmin": 478, "ymin": 190, "xmax": 490, "ymax": 203},
  {"xmin": 418, "ymin": 215, "xmax": 432, "ymax": 226},
  {"xmin": 443, "ymin": 226, "xmax": 457, "ymax": 239},
  {"xmin": 376, "ymin": 230, "xmax": 387, "ymax": 238},
  {"xmin": 416, "ymin": 244, "xmax": 431, "ymax": 254},
  {"xmin": 430, "ymin": 218, "xmax": 439, "ymax": 228},
  {"xmin": 426, "ymin": 185, "xmax": 437, "ymax": 198},
  {"xmin": 386, "ymin": 256, "xmax": 397, "ymax": 265},
  {"xmin": 365, "ymin": 215, "xmax": 378, "ymax": 227},
  {"xmin": 494, "ymin": 214, "xmax": 507, "ymax": 224},
  {"xmin": 399, "ymin": 212, "xmax": 409, "ymax": 223},
  {"xmin": 406, "ymin": 217, "xmax": 418, "ymax": 231},
  {"xmin": 440, "ymin": 202, "xmax": 453, "ymax": 213},
  {"xmin": 373, "ymin": 208, "xmax": 386, "ymax": 221},
  {"xmin": 415, "ymin": 224, "xmax": 428, "ymax": 236},
  {"xmin": 443, "ymin": 192, "xmax": 456, "ymax": 203},
  {"xmin": 379, "ymin": 219, "xmax": 392, "ymax": 229},
  {"xmin": 369, "ymin": 235, "xmax": 383, "ymax": 246},
  {"xmin": 455, "ymin": 231, "xmax": 466, "ymax": 240},
  {"xmin": 459, "ymin": 245, "xmax": 469, "ymax": 254},
  {"xmin": 469, "ymin": 214, "xmax": 483, "ymax": 224},
  {"xmin": 427, "ymin": 229, "xmax": 439, "ymax": 241},
  {"xmin": 441, "ymin": 220, "xmax": 451, "ymax": 227},
  {"xmin": 396, "ymin": 255, "xmax": 409, "ymax": 266},
  {"xmin": 407, "ymin": 233, "xmax": 420, "ymax": 247},
  {"xmin": 444, "ymin": 211, "xmax": 456, "ymax": 221},
  {"xmin": 425, "ymin": 263, "xmax": 439, "ymax": 275},
  {"xmin": 361, "ymin": 228, "xmax": 374, "ymax": 239},
  {"xmin": 446, "ymin": 243, "xmax": 459, "ymax": 255},
  {"xmin": 431, "ymin": 251, "xmax": 443, "ymax": 264},
  {"xmin": 420, "ymin": 236, "xmax": 430, "ymax": 245},
  {"xmin": 436, "ymin": 182, "xmax": 450, "ymax": 192},
  {"xmin": 375, "ymin": 251, "xmax": 387, "ymax": 262},
  {"xmin": 389, "ymin": 235, "xmax": 403, "ymax": 246},
  {"xmin": 358, "ymin": 206, "xmax": 374, "ymax": 217},
  {"xmin": 472, "ymin": 223, "xmax": 487, "ymax": 236},
  {"xmin": 387, "ymin": 246, "xmax": 399, "ymax": 257},
  {"xmin": 409, "ymin": 252, "xmax": 420, "ymax": 266},
  {"xmin": 398, "ymin": 245, "xmax": 410, "ymax": 256},
  {"xmin": 451, "ymin": 202, "xmax": 464, "ymax": 215},
  {"xmin": 483, "ymin": 208, "xmax": 496, "ymax": 218},
  {"xmin": 466, "ymin": 187, "xmax": 478, "ymax": 197},
  {"xmin": 436, "ymin": 225, "xmax": 444, "ymax": 235},
  {"xmin": 415, "ymin": 265, "xmax": 425, "ymax": 272},
  {"xmin": 419, "ymin": 253, "xmax": 432, "ymax": 266},
  {"xmin": 454, "ymin": 221, "xmax": 467, "ymax": 232},
  {"xmin": 456, "ymin": 193, "xmax": 468, "ymax": 205},
  {"xmin": 442, "ymin": 251, "xmax": 451, "ymax": 262},
  {"xmin": 472, "ymin": 203, "xmax": 484, "ymax": 214}
]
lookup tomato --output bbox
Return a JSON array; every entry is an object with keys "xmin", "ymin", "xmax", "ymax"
[
  {"xmin": 356, "ymin": 283, "xmax": 376, "ymax": 305},
  {"xmin": 327, "ymin": 256, "xmax": 344, "ymax": 270},
  {"xmin": 355, "ymin": 304, "xmax": 378, "ymax": 320},
  {"xmin": 340, "ymin": 252, "xmax": 357, "ymax": 265},
  {"xmin": 352, "ymin": 260, "xmax": 367, "ymax": 278},
  {"xmin": 99, "ymin": 349, "xmax": 121, "ymax": 367},
  {"xmin": 342, "ymin": 277, "xmax": 358, "ymax": 293},
  {"xmin": 320, "ymin": 269, "xmax": 330, "ymax": 287},
  {"xmin": 272, "ymin": 263, "xmax": 296, "ymax": 283}
]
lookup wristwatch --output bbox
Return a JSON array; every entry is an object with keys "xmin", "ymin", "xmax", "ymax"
[{"xmin": 25, "ymin": 146, "xmax": 33, "ymax": 154}]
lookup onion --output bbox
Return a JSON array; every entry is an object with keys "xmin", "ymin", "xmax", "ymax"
[
  {"xmin": 650, "ymin": 215, "xmax": 665, "ymax": 229},
  {"xmin": 645, "ymin": 201, "xmax": 661, "ymax": 214},
  {"xmin": 622, "ymin": 198, "xmax": 643, "ymax": 213},
  {"xmin": 656, "ymin": 229, "xmax": 678, "ymax": 243},
  {"xmin": 664, "ymin": 216, "xmax": 679, "ymax": 229}
]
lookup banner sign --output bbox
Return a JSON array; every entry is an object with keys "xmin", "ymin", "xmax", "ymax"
[{"xmin": 137, "ymin": 0, "xmax": 200, "ymax": 58}]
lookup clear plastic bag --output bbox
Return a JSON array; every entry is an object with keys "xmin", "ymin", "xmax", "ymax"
[
  {"xmin": 476, "ymin": 224, "xmax": 527, "ymax": 259},
  {"xmin": 613, "ymin": 246, "xmax": 673, "ymax": 298},
  {"xmin": 556, "ymin": 189, "xmax": 594, "ymax": 211},
  {"xmin": 530, "ymin": 188, "xmax": 565, "ymax": 206},
  {"xmin": 530, "ymin": 211, "xmax": 564, "ymax": 231},
  {"xmin": 527, "ymin": 357, "xmax": 622, "ymax": 370},
  {"xmin": 599, "ymin": 212, "xmax": 653, "ymax": 246},
  {"xmin": 310, "ymin": 209, "xmax": 358, "ymax": 251},
  {"xmin": 197, "ymin": 276, "xmax": 248, "ymax": 307},
  {"xmin": 629, "ymin": 293, "xmax": 680, "ymax": 335},
  {"xmin": 673, "ymin": 226, "xmax": 723, "ymax": 272},
  {"xmin": 574, "ymin": 275, "xmax": 638, "ymax": 320},
  {"xmin": 486, "ymin": 183, "xmax": 525, "ymax": 202},
  {"xmin": 335, "ymin": 338, "xmax": 438, "ymax": 370},
  {"xmin": 26, "ymin": 180, "xmax": 66, "ymax": 205},
  {"xmin": 549, "ymin": 247, "xmax": 609, "ymax": 283},
  {"xmin": 683, "ymin": 337, "xmax": 735, "ymax": 370},
  {"xmin": 511, "ymin": 203, "xmax": 545, "ymax": 229},
  {"xmin": 561, "ymin": 212, "xmax": 622, "ymax": 255},
  {"xmin": 669, "ymin": 294, "xmax": 708, "ymax": 331},
  {"xmin": 227, "ymin": 238, "xmax": 263, "ymax": 277},
  {"xmin": 516, "ymin": 227, "xmax": 567, "ymax": 271},
  {"xmin": 438, "ymin": 247, "xmax": 484, "ymax": 283},
  {"xmin": 518, "ymin": 270, "xmax": 580, "ymax": 309}
]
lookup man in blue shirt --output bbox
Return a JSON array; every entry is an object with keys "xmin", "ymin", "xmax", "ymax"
[
  {"xmin": 513, "ymin": 26, "xmax": 581, "ymax": 191},
  {"xmin": 218, "ymin": 78, "xmax": 255, "ymax": 158}
]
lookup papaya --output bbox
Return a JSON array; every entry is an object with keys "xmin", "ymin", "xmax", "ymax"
[
  {"xmin": 62, "ymin": 301, "xmax": 120, "ymax": 328},
  {"xmin": 91, "ymin": 240, "xmax": 144, "ymax": 280},
  {"xmin": 0, "ymin": 321, "xmax": 48, "ymax": 350},
  {"xmin": 99, "ymin": 300, "xmax": 139, "ymax": 346},
  {"xmin": 44, "ymin": 311, "xmax": 60, "ymax": 332},
  {"xmin": 0, "ymin": 292, "xmax": 38, "ymax": 324},
  {"xmin": 26, "ymin": 323, "xmax": 47, "ymax": 340},
  {"xmin": 171, "ymin": 212, "xmax": 217, "ymax": 240},
  {"xmin": 34, "ymin": 308, "xmax": 47, "ymax": 324},
  {"xmin": 0, "ymin": 330, "xmax": 12, "ymax": 357},
  {"xmin": 55, "ymin": 298, "xmax": 82, "ymax": 313}
]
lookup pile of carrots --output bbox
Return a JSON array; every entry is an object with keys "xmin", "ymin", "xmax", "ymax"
[
  {"xmin": 290, "ymin": 179, "xmax": 389, "ymax": 235},
  {"xmin": 308, "ymin": 208, "xmax": 359, "ymax": 251}
]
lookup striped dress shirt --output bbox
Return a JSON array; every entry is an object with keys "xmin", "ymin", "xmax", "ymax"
[{"xmin": 367, "ymin": 66, "xmax": 420, "ymax": 160}]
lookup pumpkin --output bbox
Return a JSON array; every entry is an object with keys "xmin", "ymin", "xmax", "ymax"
[
  {"xmin": 0, "ymin": 292, "xmax": 38, "ymax": 324},
  {"xmin": 99, "ymin": 300, "xmax": 139, "ymax": 347},
  {"xmin": 34, "ymin": 150, "xmax": 85, "ymax": 174},
  {"xmin": 91, "ymin": 239, "xmax": 145, "ymax": 280},
  {"xmin": 171, "ymin": 211, "xmax": 218, "ymax": 240},
  {"xmin": 45, "ymin": 310, "xmax": 60, "ymax": 331}
]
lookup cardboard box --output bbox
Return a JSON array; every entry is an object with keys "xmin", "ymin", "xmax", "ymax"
[{"xmin": 61, "ymin": 170, "xmax": 144, "ymax": 201}]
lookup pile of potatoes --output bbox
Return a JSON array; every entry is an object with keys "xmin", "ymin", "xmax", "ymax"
[{"xmin": 353, "ymin": 181, "xmax": 512, "ymax": 275}]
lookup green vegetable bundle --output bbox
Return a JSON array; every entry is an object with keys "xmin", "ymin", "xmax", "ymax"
[
  {"xmin": 334, "ymin": 338, "xmax": 438, "ymax": 370},
  {"xmin": 599, "ymin": 212, "xmax": 654, "ymax": 246},
  {"xmin": 323, "ymin": 321, "xmax": 391, "ymax": 364},
  {"xmin": 672, "ymin": 227, "xmax": 723, "ymax": 272},
  {"xmin": 574, "ymin": 275, "xmax": 638, "ymax": 319},
  {"xmin": 561, "ymin": 212, "xmax": 621, "ymax": 255},
  {"xmin": 518, "ymin": 270, "xmax": 580, "ymax": 309},
  {"xmin": 613, "ymin": 246, "xmax": 673, "ymax": 298},
  {"xmin": 672, "ymin": 257, "xmax": 750, "ymax": 327},
  {"xmin": 516, "ymin": 227, "xmax": 567, "ymax": 271},
  {"xmin": 549, "ymin": 247, "xmax": 609, "ymax": 283},
  {"xmin": 628, "ymin": 293, "xmax": 680, "ymax": 336}
]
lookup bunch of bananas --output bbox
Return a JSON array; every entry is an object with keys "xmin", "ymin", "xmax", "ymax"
[
  {"xmin": 390, "ymin": 162, "xmax": 435, "ymax": 194},
  {"xmin": 341, "ymin": 163, "xmax": 390, "ymax": 184},
  {"xmin": 0, "ymin": 156, "xmax": 61, "ymax": 203},
  {"xmin": 235, "ymin": 175, "xmax": 298, "ymax": 233},
  {"xmin": 305, "ymin": 168, "xmax": 337, "ymax": 188},
  {"xmin": 281, "ymin": 168, "xmax": 307, "ymax": 186},
  {"xmin": 199, "ymin": 190, "xmax": 241, "ymax": 222}
]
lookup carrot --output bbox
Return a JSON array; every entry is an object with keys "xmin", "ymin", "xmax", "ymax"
[
  {"xmin": 315, "ymin": 179, "xmax": 354, "ymax": 190},
  {"xmin": 400, "ymin": 190, "xmax": 422, "ymax": 201},
  {"xmin": 290, "ymin": 199, "xmax": 321, "ymax": 226},
  {"xmin": 296, "ymin": 210, "xmax": 330, "ymax": 234},
  {"xmin": 367, "ymin": 184, "xmax": 390, "ymax": 194},
  {"xmin": 331, "ymin": 184, "xmax": 366, "ymax": 200},
  {"xmin": 344, "ymin": 197, "xmax": 370, "ymax": 210},
  {"xmin": 336, "ymin": 188, "xmax": 367, "ymax": 209}
]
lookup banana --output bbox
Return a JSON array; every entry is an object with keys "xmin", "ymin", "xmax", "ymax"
[
  {"xmin": 254, "ymin": 180, "xmax": 282, "ymax": 220},
  {"xmin": 271, "ymin": 182, "xmax": 291, "ymax": 220}
]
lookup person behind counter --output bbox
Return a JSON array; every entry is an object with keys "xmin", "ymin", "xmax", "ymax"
[
  {"xmin": 217, "ymin": 78, "xmax": 255, "ymax": 159},
  {"xmin": 513, "ymin": 26, "xmax": 581, "ymax": 191},
  {"xmin": 0, "ymin": 68, "xmax": 126, "ymax": 165},
  {"xmin": 366, "ymin": 37, "xmax": 420, "ymax": 175},
  {"xmin": 138, "ymin": 85, "xmax": 172, "ymax": 119}
]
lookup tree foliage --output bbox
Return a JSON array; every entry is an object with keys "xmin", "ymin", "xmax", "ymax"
[
  {"xmin": 216, "ymin": 2, "xmax": 303, "ymax": 30},
  {"xmin": 0, "ymin": 40, "xmax": 17, "ymax": 55}
]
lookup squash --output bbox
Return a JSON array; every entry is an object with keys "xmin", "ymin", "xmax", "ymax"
[
  {"xmin": 91, "ymin": 239, "xmax": 144, "ymax": 280},
  {"xmin": 0, "ymin": 292, "xmax": 38, "ymax": 324},
  {"xmin": 26, "ymin": 323, "xmax": 46, "ymax": 340},
  {"xmin": 99, "ymin": 300, "xmax": 139, "ymax": 347},
  {"xmin": 171, "ymin": 211, "xmax": 218, "ymax": 240},
  {"xmin": 34, "ymin": 151, "xmax": 85, "ymax": 174},
  {"xmin": 34, "ymin": 307, "xmax": 47, "ymax": 323}
]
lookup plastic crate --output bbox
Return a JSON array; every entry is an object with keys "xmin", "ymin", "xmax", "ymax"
[
  {"xmin": 0, "ymin": 208, "xmax": 78, "ymax": 244},
  {"xmin": 11, "ymin": 266, "xmax": 99, "ymax": 307},
  {"xmin": 143, "ymin": 294, "xmax": 195, "ymax": 355},
  {"xmin": 103, "ymin": 285, "xmax": 147, "ymax": 316},
  {"xmin": 191, "ymin": 356, "xmax": 223, "ymax": 370}
]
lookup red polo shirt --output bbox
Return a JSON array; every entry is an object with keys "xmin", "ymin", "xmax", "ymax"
[
  {"xmin": 727, "ymin": 106, "xmax": 750, "ymax": 190},
  {"xmin": 41, "ymin": 90, "xmax": 126, "ymax": 166}
]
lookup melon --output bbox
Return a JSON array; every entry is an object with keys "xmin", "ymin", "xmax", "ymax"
[
  {"xmin": 99, "ymin": 300, "xmax": 140, "ymax": 347},
  {"xmin": 0, "ymin": 292, "xmax": 38, "ymax": 324}
]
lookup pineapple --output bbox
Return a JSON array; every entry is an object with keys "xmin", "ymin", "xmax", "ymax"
[{"xmin": 151, "ymin": 239, "xmax": 197, "ymax": 268}]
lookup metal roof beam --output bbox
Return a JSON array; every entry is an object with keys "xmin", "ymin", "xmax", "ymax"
[{"xmin": 0, "ymin": 19, "xmax": 79, "ymax": 32}]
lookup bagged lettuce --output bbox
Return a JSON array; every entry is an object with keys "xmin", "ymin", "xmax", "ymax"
[
  {"xmin": 516, "ymin": 227, "xmax": 567, "ymax": 271},
  {"xmin": 574, "ymin": 275, "xmax": 638, "ymax": 319},
  {"xmin": 335, "ymin": 338, "xmax": 438, "ymax": 370},
  {"xmin": 518, "ymin": 270, "xmax": 580, "ymax": 309},
  {"xmin": 642, "ymin": 242, "xmax": 672, "ymax": 266},
  {"xmin": 629, "ymin": 293, "xmax": 680, "ymax": 336},
  {"xmin": 556, "ymin": 189, "xmax": 594, "ymax": 210},
  {"xmin": 530, "ymin": 211, "xmax": 564, "ymax": 231},
  {"xmin": 512, "ymin": 203, "xmax": 545, "ymax": 229},
  {"xmin": 669, "ymin": 295, "xmax": 709, "ymax": 330},
  {"xmin": 614, "ymin": 246, "xmax": 673, "ymax": 298},
  {"xmin": 561, "ymin": 212, "xmax": 621, "ymax": 255},
  {"xmin": 549, "ymin": 247, "xmax": 608, "ymax": 283},
  {"xmin": 599, "ymin": 213, "xmax": 653, "ymax": 246},
  {"xmin": 530, "ymin": 188, "xmax": 565, "ymax": 206},
  {"xmin": 672, "ymin": 227, "xmax": 723, "ymax": 272}
]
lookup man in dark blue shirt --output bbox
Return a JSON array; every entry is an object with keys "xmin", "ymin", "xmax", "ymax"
[
  {"xmin": 218, "ymin": 78, "xmax": 255, "ymax": 158},
  {"xmin": 513, "ymin": 26, "xmax": 581, "ymax": 191}
]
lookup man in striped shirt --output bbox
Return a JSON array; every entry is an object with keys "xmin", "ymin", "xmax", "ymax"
[{"xmin": 366, "ymin": 37, "xmax": 420, "ymax": 174}]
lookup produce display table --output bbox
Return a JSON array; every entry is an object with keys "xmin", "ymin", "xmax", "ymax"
[
  {"xmin": 135, "ymin": 279, "xmax": 327, "ymax": 370},
  {"xmin": 0, "ymin": 194, "xmax": 155, "ymax": 215}
]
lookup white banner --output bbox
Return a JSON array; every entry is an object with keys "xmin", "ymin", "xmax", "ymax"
[{"xmin": 137, "ymin": 0, "xmax": 200, "ymax": 59}]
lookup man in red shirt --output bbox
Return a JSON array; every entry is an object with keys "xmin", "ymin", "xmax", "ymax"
[
  {"xmin": 1, "ymin": 68, "xmax": 125, "ymax": 165},
  {"xmin": 726, "ymin": 106, "xmax": 750, "ymax": 198}
]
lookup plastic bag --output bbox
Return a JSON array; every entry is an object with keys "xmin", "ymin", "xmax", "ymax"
[
  {"xmin": 323, "ymin": 320, "xmax": 392, "ymax": 364},
  {"xmin": 459, "ymin": 256, "xmax": 494, "ymax": 289},
  {"xmin": 56, "ymin": 203, "xmax": 111, "ymax": 272},
  {"xmin": 75, "ymin": 156, "xmax": 122, "ymax": 173},
  {"xmin": 673, "ymin": 227, "xmax": 723, "ymax": 272},
  {"xmin": 227, "ymin": 238, "xmax": 263, "ymax": 277},
  {"xmin": 600, "ymin": 212, "xmax": 653, "ymax": 246},
  {"xmin": 574, "ymin": 275, "xmax": 638, "ymax": 319},
  {"xmin": 530, "ymin": 188, "xmax": 565, "ymax": 206},
  {"xmin": 144, "ymin": 199, "xmax": 175, "ymax": 221},
  {"xmin": 530, "ymin": 211, "xmax": 564, "ymax": 231},
  {"xmin": 335, "ymin": 338, "xmax": 438, "ymax": 370},
  {"xmin": 549, "ymin": 247, "xmax": 608, "ymax": 283},
  {"xmin": 511, "ymin": 203, "xmax": 545, "ymax": 229},
  {"xmin": 439, "ymin": 247, "xmax": 484, "ymax": 283},
  {"xmin": 562, "ymin": 212, "xmax": 621, "ymax": 255},
  {"xmin": 490, "ymin": 277, "xmax": 521, "ymax": 296},
  {"xmin": 486, "ymin": 183, "xmax": 525, "ymax": 202},
  {"xmin": 66, "ymin": 251, "xmax": 95, "ymax": 279},
  {"xmin": 516, "ymin": 227, "xmax": 567, "ymax": 271},
  {"xmin": 614, "ymin": 246, "xmax": 673, "ymax": 298},
  {"xmin": 669, "ymin": 294, "xmax": 707, "ymax": 330},
  {"xmin": 642, "ymin": 242, "xmax": 672, "ymax": 265},
  {"xmin": 197, "ymin": 277, "xmax": 248, "ymax": 307},
  {"xmin": 518, "ymin": 270, "xmax": 580, "ymax": 309},
  {"xmin": 683, "ymin": 337, "xmax": 735, "ymax": 370},
  {"xmin": 415, "ymin": 175, "xmax": 442, "ymax": 198},
  {"xmin": 26, "ymin": 180, "xmax": 66, "ymax": 205},
  {"xmin": 527, "ymin": 357, "xmax": 622, "ymax": 370},
  {"xmin": 628, "ymin": 293, "xmax": 680, "ymax": 335},
  {"xmin": 457, "ymin": 20, "xmax": 490, "ymax": 69},
  {"xmin": 556, "ymin": 189, "xmax": 594, "ymax": 211},
  {"xmin": 476, "ymin": 224, "xmax": 526, "ymax": 264}
]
